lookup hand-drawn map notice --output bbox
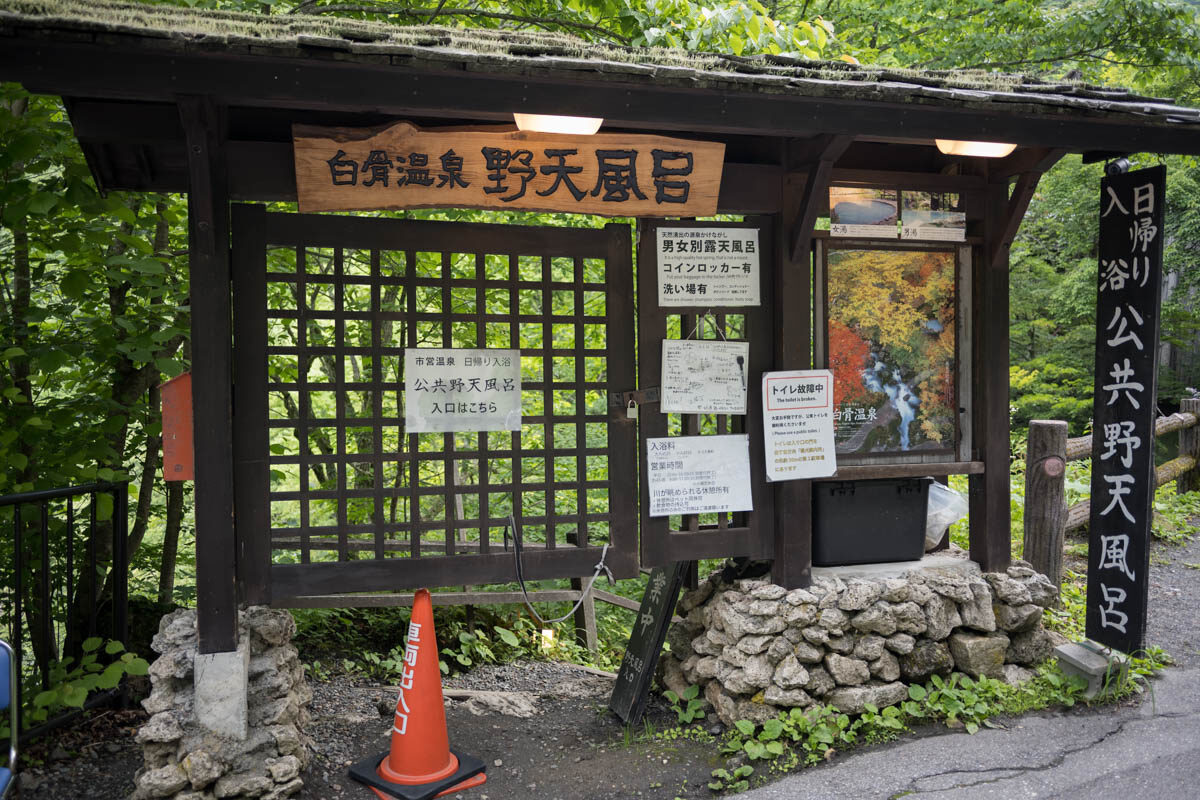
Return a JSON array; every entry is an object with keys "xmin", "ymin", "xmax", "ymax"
[
  {"xmin": 656, "ymin": 227, "xmax": 761, "ymax": 307},
  {"xmin": 1085, "ymin": 165, "xmax": 1165, "ymax": 655},
  {"xmin": 762, "ymin": 370, "xmax": 836, "ymax": 481},
  {"xmin": 901, "ymin": 191, "xmax": 966, "ymax": 241},
  {"xmin": 661, "ymin": 339, "xmax": 750, "ymax": 415},
  {"xmin": 609, "ymin": 561, "xmax": 689, "ymax": 725},
  {"xmin": 830, "ymin": 187, "xmax": 900, "ymax": 238},
  {"xmin": 404, "ymin": 348, "xmax": 521, "ymax": 433},
  {"xmin": 646, "ymin": 434, "xmax": 753, "ymax": 517},
  {"xmin": 293, "ymin": 121, "xmax": 725, "ymax": 217}
]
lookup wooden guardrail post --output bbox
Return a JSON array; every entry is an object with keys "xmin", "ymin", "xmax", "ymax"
[
  {"xmin": 1023, "ymin": 420, "xmax": 1068, "ymax": 590},
  {"xmin": 1178, "ymin": 398, "xmax": 1200, "ymax": 494}
]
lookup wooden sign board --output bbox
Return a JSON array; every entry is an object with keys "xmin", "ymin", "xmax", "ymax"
[
  {"xmin": 1085, "ymin": 165, "xmax": 1165, "ymax": 654},
  {"xmin": 609, "ymin": 561, "xmax": 689, "ymax": 725},
  {"xmin": 293, "ymin": 121, "xmax": 723, "ymax": 217},
  {"xmin": 160, "ymin": 372, "xmax": 194, "ymax": 481}
]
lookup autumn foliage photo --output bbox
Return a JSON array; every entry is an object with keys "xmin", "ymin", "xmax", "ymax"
[{"xmin": 826, "ymin": 248, "xmax": 956, "ymax": 454}]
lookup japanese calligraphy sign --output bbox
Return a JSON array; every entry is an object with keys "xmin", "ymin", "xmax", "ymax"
[
  {"xmin": 1086, "ymin": 165, "xmax": 1165, "ymax": 655},
  {"xmin": 645, "ymin": 434, "xmax": 753, "ymax": 517},
  {"xmin": 655, "ymin": 227, "xmax": 761, "ymax": 307},
  {"xmin": 660, "ymin": 339, "xmax": 749, "ymax": 415},
  {"xmin": 293, "ymin": 121, "xmax": 724, "ymax": 217},
  {"xmin": 404, "ymin": 348, "xmax": 521, "ymax": 433},
  {"xmin": 609, "ymin": 560, "xmax": 688, "ymax": 725},
  {"xmin": 762, "ymin": 370, "xmax": 836, "ymax": 481}
]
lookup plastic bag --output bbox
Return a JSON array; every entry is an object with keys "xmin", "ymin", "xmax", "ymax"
[{"xmin": 925, "ymin": 481, "xmax": 968, "ymax": 550}]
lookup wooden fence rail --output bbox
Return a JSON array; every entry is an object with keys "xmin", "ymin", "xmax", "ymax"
[{"xmin": 1023, "ymin": 397, "xmax": 1200, "ymax": 590}]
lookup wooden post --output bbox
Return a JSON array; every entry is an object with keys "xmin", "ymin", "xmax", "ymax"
[
  {"xmin": 1023, "ymin": 420, "xmax": 1068, "ymax": 589},
  {"xmin": 772, "ymin": 135, "xmax": 851, "ymax": 590},
  {"xmin": 231, "ymin": 203, "xmax": 270, "ymax": 606},
  {"xmin": 180, "ymin": 96, "xmax": 238, "ymax": 654},
  {"xmin": 570, "ymin": 576, "xmax": 598, "ymax": 651},
  {"xmin": 1179, "ymin": 398, "xmax": 1200, "ymax": 494}
]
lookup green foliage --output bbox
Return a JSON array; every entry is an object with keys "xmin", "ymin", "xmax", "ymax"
[
  {"xmin": 908, "ymin": 672, "xmax": 1013, "ymax": 734},
  {"xmin": 439, "ymin": 623, "xmax": 528, "ymax": 673},
  {"xmin": 663, "ymin": 683, "xmax": 707, "ymax": 724},
  {"xmin": 707, "ymin": 764, "xmax": 753, "ymax": 794},
  {"xmin": 21, "ymin": 638, "xmax": 148, "ymax": 728},
  {"xmin": 857, "ymin": 701, "xmax": 907, "ymax": 743},
  {"xmin": 722, "ymin": 704, "xmax": 857, "ymax": 767},
  {"xmin": 1152, "ymin": 488, "xmax": 1200, "ymax": 545},
  {"xmin": 825, "ymin": 0, "xmax": 1200, "ymax": 81}
]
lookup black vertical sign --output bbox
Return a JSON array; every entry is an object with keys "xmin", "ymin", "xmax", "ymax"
[
  {"xmin": 1085, "ymin": 165, "xmax": 1165, "ymax": 654},
  {"xmin": 609, "ymin": 561, "xmax": 688, "ymax": 725}
]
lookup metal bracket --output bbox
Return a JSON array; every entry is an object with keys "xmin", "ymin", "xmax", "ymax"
[{"xmin": 609, "ymin": 386, "xmax": 660, "ymax": 408}]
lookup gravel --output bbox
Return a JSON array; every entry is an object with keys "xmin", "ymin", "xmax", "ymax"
[{"xmin": 13, "ymin": 530, "xmax": 1200, "ymax": 800}]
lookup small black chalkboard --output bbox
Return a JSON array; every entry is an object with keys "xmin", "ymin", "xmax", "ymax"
[{"xmin": 608, "ymin": 561, "xmax": 689, "ymax": 725}]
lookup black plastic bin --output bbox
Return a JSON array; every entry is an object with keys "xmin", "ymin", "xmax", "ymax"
[{"xmin": 812, "ymin": 477, "xmax": 932, "ymax": 566}]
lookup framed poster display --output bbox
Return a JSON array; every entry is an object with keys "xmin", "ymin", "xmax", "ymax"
[{"xmin": 820, "ymin": 244, "xmax": 959, "ymax": 458}]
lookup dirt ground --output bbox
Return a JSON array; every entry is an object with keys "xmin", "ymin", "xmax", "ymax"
[
  {"xmin": 12, "ymin": 532, "xmax": 1200, "ymax": 800},
  {"xmin": 297, "ymin": 662, "xmax": 724, "ymax": 800}
]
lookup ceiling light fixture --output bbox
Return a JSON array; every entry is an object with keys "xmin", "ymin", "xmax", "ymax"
[
  {"xmin": 935, "ymin": 139, "xmax": 1018, "ymax": 158},
  {"xmin": 513, "ymin": 113, "xmax": 604, "ymax": 135}
]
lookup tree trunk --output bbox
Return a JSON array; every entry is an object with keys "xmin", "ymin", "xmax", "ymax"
[{"xmin": 158, "ymin": 479, "xmax": 184, "ymax": 605}]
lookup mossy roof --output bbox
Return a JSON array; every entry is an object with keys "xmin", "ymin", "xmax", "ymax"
[{"xmin": 2, "ymin": 0, "xmax": 1199, "ymax": 126}]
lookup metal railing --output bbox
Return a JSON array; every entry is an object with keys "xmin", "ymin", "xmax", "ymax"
[{"xmin": 0, "ymin": 481, "xmax": 129, "ymax": 735}]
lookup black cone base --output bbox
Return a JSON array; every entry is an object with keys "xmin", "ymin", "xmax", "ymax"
[{"xmin": 348, "ymin": 747, "xmax": 486, "ymax": 800}]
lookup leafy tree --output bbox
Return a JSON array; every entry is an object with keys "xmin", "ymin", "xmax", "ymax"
[{"xmin": 0, "ymin": 86, "xmax": 191, "ymax": 668}]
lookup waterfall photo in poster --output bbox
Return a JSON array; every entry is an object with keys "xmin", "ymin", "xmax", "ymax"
[{"xmin": 827, "ymin": 248, "xmax": 955, "ymax": 455}]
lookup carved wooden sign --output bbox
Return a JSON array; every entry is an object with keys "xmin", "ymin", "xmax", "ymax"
[{"xmin": 293, "ymin": 121, "xmax": 724, "ymax": 217}]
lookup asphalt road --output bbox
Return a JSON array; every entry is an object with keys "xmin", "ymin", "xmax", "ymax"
[{"xmin": 741, "ymin": 533, "xmax": 1200, "ymax": 800}]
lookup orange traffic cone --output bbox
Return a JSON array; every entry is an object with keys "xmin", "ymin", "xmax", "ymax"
[{"xmin": 348, "ymin": 589, "xmax": 487, "ymax": 800}]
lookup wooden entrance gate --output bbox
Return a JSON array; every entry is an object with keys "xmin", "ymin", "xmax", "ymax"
[{"xmin": 230, "ymin": 206, "xmax": 638, "ymax": 603}]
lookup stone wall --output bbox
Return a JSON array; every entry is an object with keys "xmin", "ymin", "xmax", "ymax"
[
  {"xmin": 663, "ymin": 551, "xmax": 1065, "ymax": 725},
  {"xmin": 132, "ymin": 607, "xmax": 313, "ymax": 800}
]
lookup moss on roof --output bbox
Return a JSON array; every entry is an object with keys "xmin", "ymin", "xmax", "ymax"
[{"xmin": 0, "ymin": 0, "xmax": 1195, "ymax": 120}]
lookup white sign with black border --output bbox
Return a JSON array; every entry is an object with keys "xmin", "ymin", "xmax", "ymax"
[{"xmin": 656, "ymin": 227, "xmax": 760, "ymax": 307}]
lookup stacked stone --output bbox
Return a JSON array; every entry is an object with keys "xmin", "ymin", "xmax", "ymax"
[
  {"xmin": 664, "ymin": 554, "xmax": 1063, "ymax": 725},
  {"xmin": 132, "ymin": 607, "xmax": 313, "ymax": 800}
]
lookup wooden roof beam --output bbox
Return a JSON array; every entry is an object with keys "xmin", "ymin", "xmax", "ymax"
[{"xmin": 789, "ymin": 135, "xmax": 854, "ymax": 261}]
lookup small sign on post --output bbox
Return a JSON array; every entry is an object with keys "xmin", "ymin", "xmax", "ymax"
[
  {"xmin": 762, "ymin": 369, "xmax": 836, "ymax": 481},
  {"xmin": 404, "ymin": 348, "xmax": 522, "ymax": 433},
  {"xmin": 609, "ymin": 561, "xmax": 689, "ymax": 725},
  {"xmin": 660, "ymin": 339, "xmax": 749, "ymax": 415},
  {"xmin": 655, "ymin": 227, "xmax": 761, "ymax": 307},
  {"xmin": 1085, "ymin": 164, "xmax": 1165, "ymax": 655},
  {"xmin": 160, "ymin": 372, "xmax": 194, "ymax": 481},
  {"xmin": 645, "ymin": 434, "xmax": 753, "ymax": 517}
]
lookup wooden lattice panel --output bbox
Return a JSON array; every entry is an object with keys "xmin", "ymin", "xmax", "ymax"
[{"xmin": 231, "ymin": 207, "xmax": 637, "ymax": 599}]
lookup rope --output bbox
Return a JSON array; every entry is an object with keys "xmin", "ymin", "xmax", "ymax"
[{"xmin": 506, "ymin": 514, "xmax": 613, "ymax": 626}]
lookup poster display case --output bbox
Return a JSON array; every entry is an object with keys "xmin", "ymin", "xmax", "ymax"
[{"xmin": 816, "ymin": 240, "xmax": 969, "ymax": 463}]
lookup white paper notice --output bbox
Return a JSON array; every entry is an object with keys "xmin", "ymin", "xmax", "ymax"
[
  {"xmin": 405, "ymin": 348, "xmax": 521, "ymax": 432},
  {"xmin": 657, "ymin": 227, "xmax": 760, "ymax": 307},
  {"xmin": 661, "ymin": 339, "xmax": 749, "ymax": 415},
  {"xmin": 762, "ymin": 370, "xmax": 836, "ymax": 481},
  {"xmin": 646, "ymin": 434, "xmax": 753, "ymax": 517}
]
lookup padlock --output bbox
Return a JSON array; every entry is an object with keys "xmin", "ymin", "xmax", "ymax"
[{"xmin": 626, "ymin": 399, "xmax": 639, "ymax": 419}]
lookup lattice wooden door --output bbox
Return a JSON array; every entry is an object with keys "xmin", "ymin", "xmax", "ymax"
[{"xmin": 230, "ymin": 205, "xmax": 638, "ymax": 602}]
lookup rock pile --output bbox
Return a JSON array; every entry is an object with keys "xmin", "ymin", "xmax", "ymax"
[
  {"xmin": 664, "ymin": 552, "xmax": 1064, "ymax": 725},
  {"xmin": 132, "ymin": 607, "xmax": 313, "ymax": 799}
]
